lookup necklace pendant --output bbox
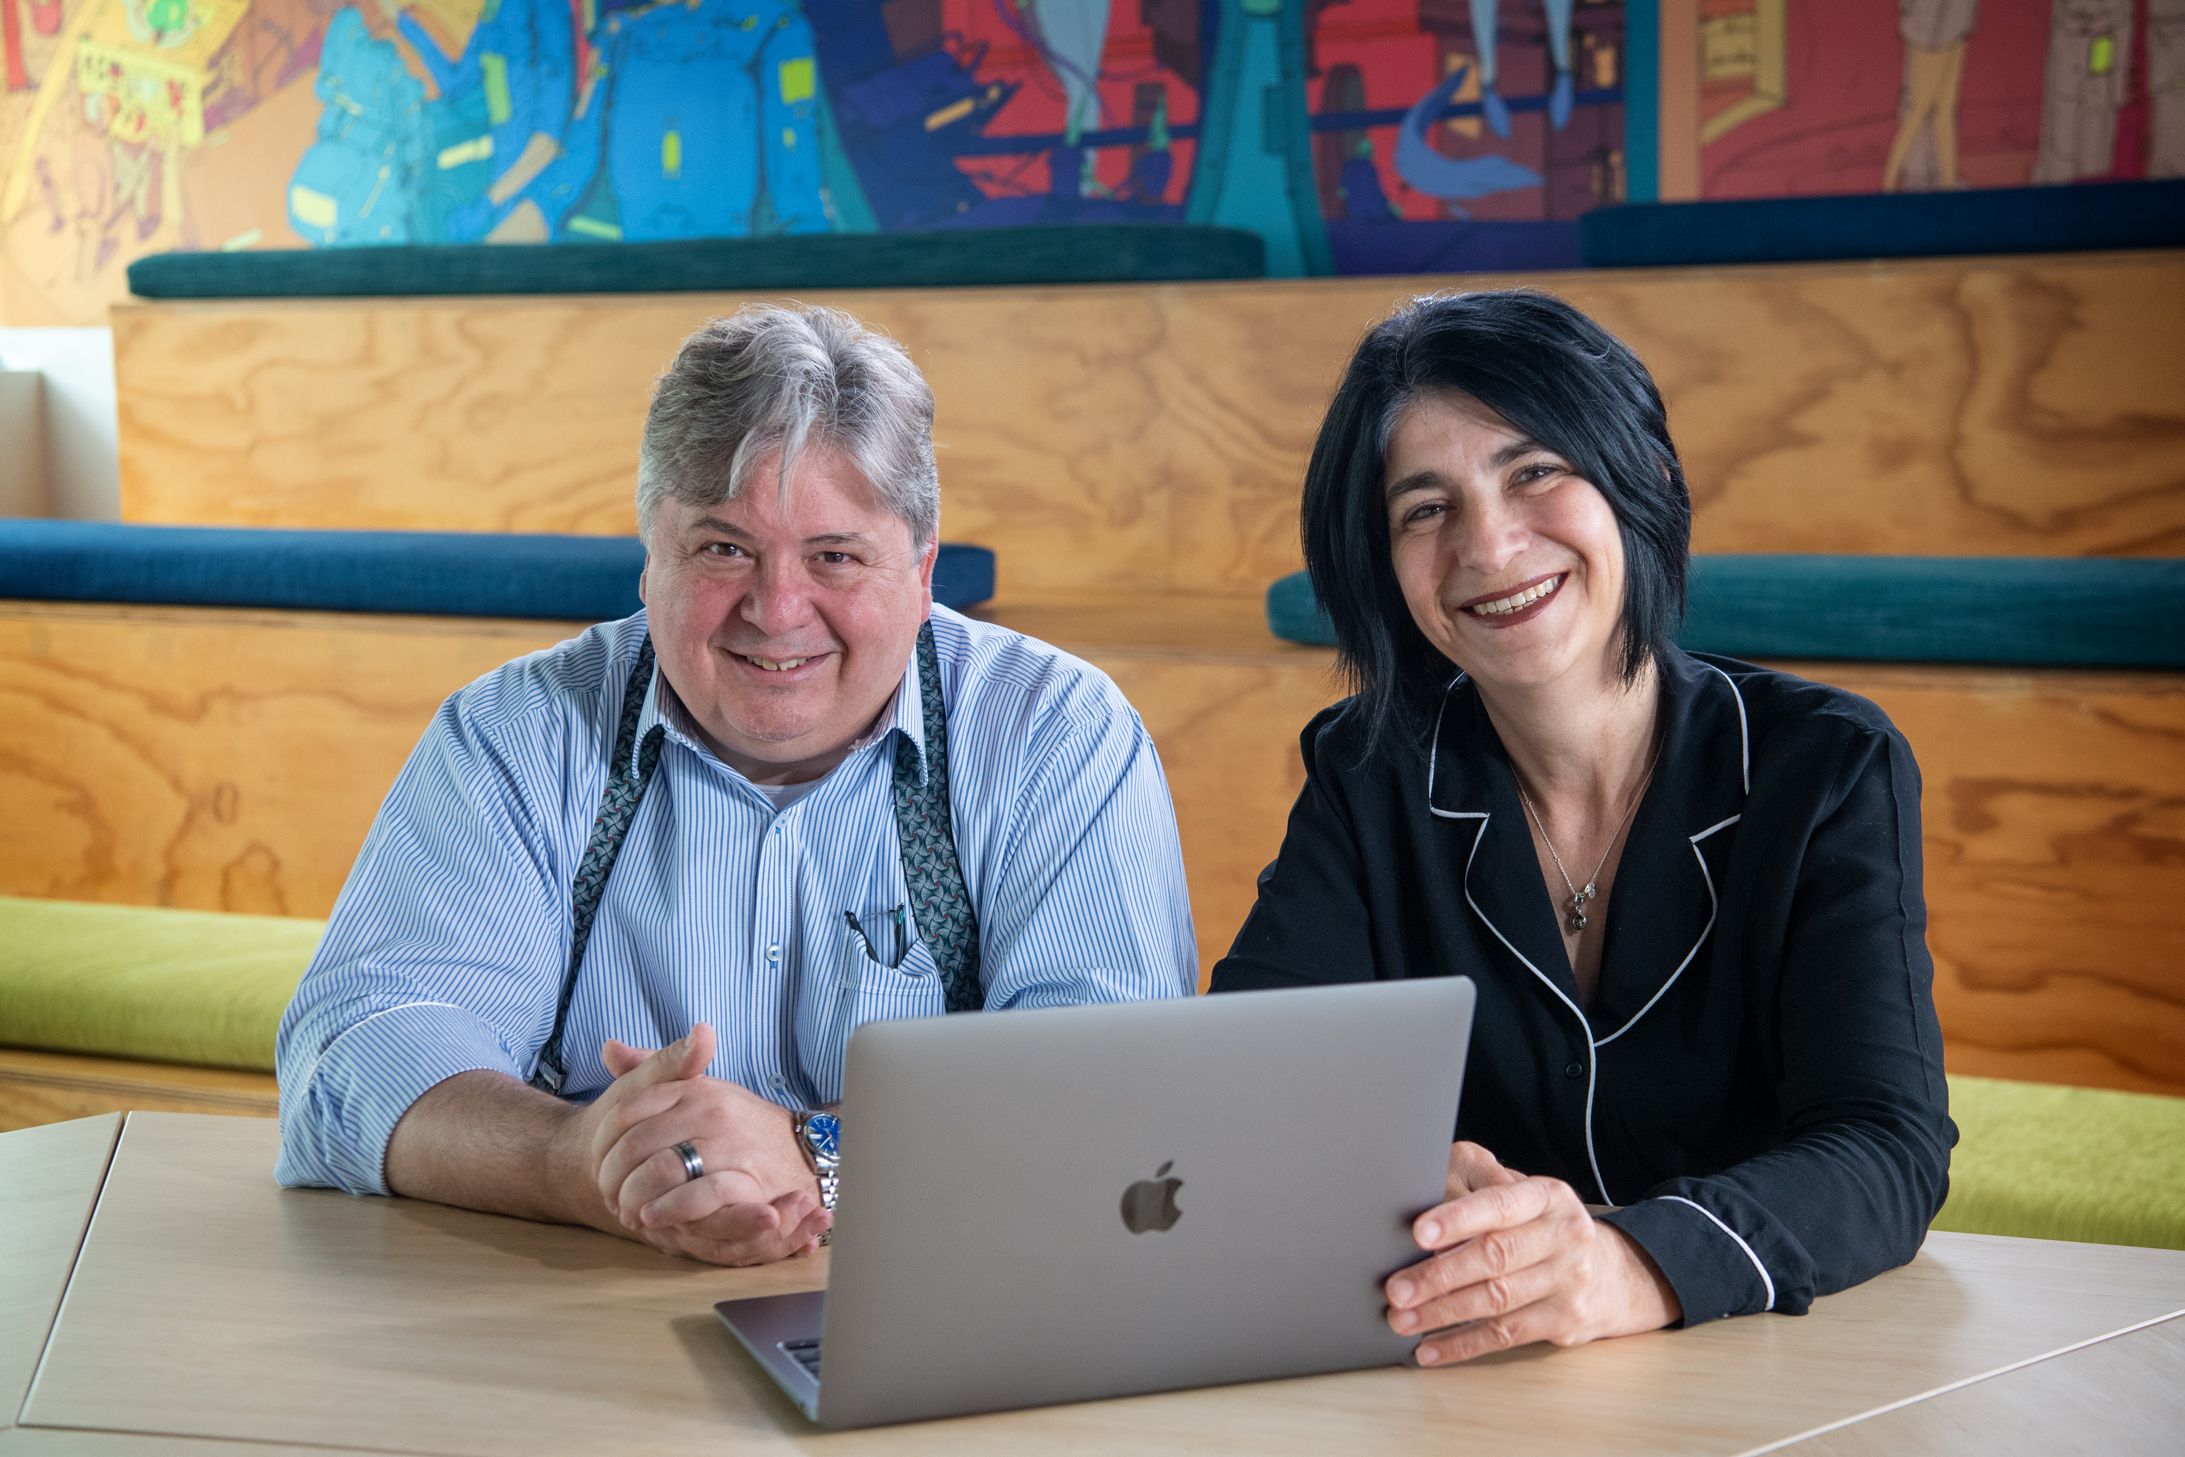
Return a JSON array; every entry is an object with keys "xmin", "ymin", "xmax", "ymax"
[
  {"xmin": 1569, "ymin": 909, "xmax": 1590, "ymax": 932},
  {"xmin": 1568, "ymin": 891, "xmax": 1591, "ymax": 932}
]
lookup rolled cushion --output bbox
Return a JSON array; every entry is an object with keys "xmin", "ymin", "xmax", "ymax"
[
  {"xmin": 0, "ymin": 521, "xmax": 996, "ymax": 621},
  {"xmin": 1580, "ymin": 180, "xmax": 2185, "ymax": 269},
  {"xmin": 125, "ymin": 225, "xmax": 1267, "ymax": 300},
  {"xmin": 1937, "ymin": 1075, "xmax": 2185, "ymax": 1251},
  {"xmin": 1265, "ymin": 556, "xmax": 2185, "ymax": 671},
  {"xmin": 0, "ymin": 897, "xmax": 322, "ymax": 1072}
]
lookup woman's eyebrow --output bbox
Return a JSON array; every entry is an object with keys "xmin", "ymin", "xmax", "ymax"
[
  {"xmin": 1489, "ymin": 437, "xmax": 1554, "ymax": 468},
  {"xmin": 1384, "ymin": 469, "xmax": 1442, "ymax": 502}
]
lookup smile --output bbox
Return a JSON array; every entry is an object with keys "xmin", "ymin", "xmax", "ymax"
[
  {"xmin": 1464, "ymin": 574, "xmax": 1565, "ymax": 618},
  {"xmin": 737, "ymin": 653, "xmax": 815, "ymax": 672}
]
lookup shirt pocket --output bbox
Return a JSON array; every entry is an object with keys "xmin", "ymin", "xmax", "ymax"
[{"xmin": 838, "ymin": 920, "xmax": 946, "ymax": 1027}]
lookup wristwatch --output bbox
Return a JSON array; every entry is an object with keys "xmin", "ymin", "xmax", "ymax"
[{"xmin": 793, "ymin": 1110, "xmax": 840, "ymax": 1244}]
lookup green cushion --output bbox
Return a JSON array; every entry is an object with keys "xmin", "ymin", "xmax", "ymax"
[
  {"xmin": 125, "ymin": 225, "xmax": 1267, "ymax": 300},
  {"xmin": 1266, "ymin": 556, "xmax": 2185, "ymax": 670},
  {"xmin": 0, "ymin": 897, "xmax": 323, "ymax": 1072},
  {"xmin": 1937, "ymin": 1075, "xmax": 2185, "ymax": 1250}
]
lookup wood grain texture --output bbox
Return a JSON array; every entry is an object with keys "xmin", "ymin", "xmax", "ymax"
[
  {"xmin": 113, "ymin": 251, "xmax": 2185, "ymax": 589},
  {"xmin": 1824, "ymin": 664, "xmax": 2185, "ymax": 1098},
  {"xmin": 0, "ymin": 1049, "xmax": 276, "ymax": 1133},
  {"xmin": 0, "ymin": 602, "xmax": 576, "ymax": 917},
  {"xmin": 16, "ymin": 1114, "xmax": 2185, "ymax": 1456},
  {"xmin": 3, "ymin": 601, "xmax": 2177, "ymax": 1093},
  {"xmin": 0, "ymin": 1114, "xmax": 117, "ymax": 1433}
]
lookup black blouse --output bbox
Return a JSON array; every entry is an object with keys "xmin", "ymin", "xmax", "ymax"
[{"xmin": 1210, "ymin": 646, "xmax": 1956, "ymax": 1325}]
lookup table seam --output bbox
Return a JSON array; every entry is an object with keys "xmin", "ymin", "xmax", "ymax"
[
  {"xmin": 1731, "ymin": 1307, "xmax": 2185, "ymax": 1456},
  {"xmin": 13, "ymin": 1114, "xmax": 128, "ymax": 1430}
]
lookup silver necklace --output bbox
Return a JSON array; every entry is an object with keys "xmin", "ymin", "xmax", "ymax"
[{"xmin": 1516, "ymin": 745, "xmax": 1658, "ymax": 934}]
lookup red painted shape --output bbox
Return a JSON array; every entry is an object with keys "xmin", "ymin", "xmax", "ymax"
[
  {"xmin": 2109, "ymin": 0, "xmax": 2151, "ymax": 180},
  {"xmin": 4, "ymin": 0, "xmax": 30, "ymax": 94}
]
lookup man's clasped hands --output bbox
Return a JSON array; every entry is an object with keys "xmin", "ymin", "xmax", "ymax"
[{"xmin": 554, "ymin": 1023, "xmax": 833, "ymax": 1266}]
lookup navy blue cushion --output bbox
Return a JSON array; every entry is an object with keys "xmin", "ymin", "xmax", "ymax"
[
  {"xmin": 126, "ymin": 225, "xmax": 1266, "ymax": 300},
  {"xmin": 0, "ymin": 521, "xmax": 994, "ymax": 620},
  {"xmin": 1266, "ymin": 556, "xmax": 2185, "ymax": 671},
  {"xmin": 1581, "ymin": 181, "xmax": 2185, "ymax": 269}
]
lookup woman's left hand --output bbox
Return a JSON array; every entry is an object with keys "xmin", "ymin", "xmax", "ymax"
[{"xmin": 1384, "ymin": 1174, "xmax": 1682, "ymax": 1365}]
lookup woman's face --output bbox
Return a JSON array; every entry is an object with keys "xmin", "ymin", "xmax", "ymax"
[{"xmin": 1383, "ymin": 392, "xmax": 1628, "ymax": 696}]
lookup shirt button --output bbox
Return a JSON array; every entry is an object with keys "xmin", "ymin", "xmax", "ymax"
[
  {"xmin": 1564, "ymin": 1060, "xmax": 1585, "ymax": 1081},
  {"xmin": 766, "ymin": 945, "xmax": 782, "ymax": 966}
]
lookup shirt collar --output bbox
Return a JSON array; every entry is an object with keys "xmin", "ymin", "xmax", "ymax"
[{"xmin": 1425, "ymin": 643, "xmax": 1748, "ymax": 835}]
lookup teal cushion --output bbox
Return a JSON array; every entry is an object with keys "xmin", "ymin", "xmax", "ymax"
[
  {"xmin": 1265, "ymin": 556, "xmax": 2185, "ymax": 670},
  {"xmin": 1938, "ymin": 1075, "xmax": 2185, "ymax": 1250},
  {"xmin": 126, "ymin": 226, "xmax": 1267, "ymax": 300},
  {"xmin": 0, "ymin": 897, "xmax": 323, "ymax": 1072}
]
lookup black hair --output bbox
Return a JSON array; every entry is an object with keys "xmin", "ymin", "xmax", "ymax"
[{"xmin": 1299, "ymin": 290, "xmax": 1691, "ymax": 754}]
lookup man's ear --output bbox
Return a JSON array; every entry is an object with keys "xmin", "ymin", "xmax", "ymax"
[
  {"xmin": 638, "ymin": 555, "xmax": 650, "ymax": 607},
  {"xmin": 918, "ymin": 537, "xmax": 938, "ymax": 614}
]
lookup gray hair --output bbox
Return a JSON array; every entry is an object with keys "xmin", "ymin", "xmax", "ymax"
[{"xmin": 636, "ymin": 304, "xmax": 939, "ymax": 545}]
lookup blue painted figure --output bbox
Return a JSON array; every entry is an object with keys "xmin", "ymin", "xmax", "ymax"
[
  {"xmin": 396, "ymin": 0, "xmax": 581, "ymax": 241},
  {"xmin": 1394, "ymin": 63, "xmax": 1541, "ymax": 207},
  {"xmin": 287, "ymin": 8, "xmax": 429, "ymax": 244},
  {"xmin": 591, "ymin": 0, "xmax": 831, "ymax": 239},
  {"xmin": 1472, "ymin": 0, "xmax": 1576, "ymax": 138}
]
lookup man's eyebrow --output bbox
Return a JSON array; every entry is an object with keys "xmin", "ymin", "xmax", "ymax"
[
  {"xmin": 805, "ymin": 532, "xmax": 872, "ymax": 548},
  {"xmin": 683, "ymin": 515, "xmax": 746, "ymax": 539}
]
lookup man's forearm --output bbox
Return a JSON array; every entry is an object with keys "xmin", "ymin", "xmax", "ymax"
[{"xmin": 383, "ymin": 1070, "xmax": 609, "ymax": 1233}]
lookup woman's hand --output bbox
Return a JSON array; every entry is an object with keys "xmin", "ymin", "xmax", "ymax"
[
  {"xmin": 1385, "ymin": 1158, "xmax": 1681, "ymax": 1365},
  {"xmin": 1444, "ymin": 1139, "xmax": 1526, "ymax": 1198}
]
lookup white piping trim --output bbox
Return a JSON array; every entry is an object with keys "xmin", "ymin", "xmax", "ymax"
[
  {"xmin": 1697, "ymin": 660, "xmax": 1750, "ymax": 794},
  {"xmin": 1593, "ymin": 814, "xmax": 1740, "ymax": 1048},
  {"xmin": 1422, "ymin": 672, "xmax": 1467, "ymax": 810},
  {"xmin": 1435, "ymin": 812, "xmax": 1613, "ymax": 1207},
  {"xmin": 1657, "ymin": 1194, "xmax": 1776, "ymax": 1313}
]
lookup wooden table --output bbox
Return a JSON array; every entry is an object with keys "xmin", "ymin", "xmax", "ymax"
[{"xmin": 3, "ymin": 1114, "xmax": 2180, "ymax": 1456}]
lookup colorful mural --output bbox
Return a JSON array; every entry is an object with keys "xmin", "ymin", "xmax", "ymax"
[{"xmin": 0, "ymin": 1, "xmax": 2176, "ymax": 325}]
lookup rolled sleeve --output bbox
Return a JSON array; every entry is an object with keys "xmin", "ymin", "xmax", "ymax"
[
  {"xmin": 275, "ymin": 1001, "xmax": 526, "ymax": 1194},
  {"xmin": 275, "ymin": 682, "xmax": 574, "ymax": 1195}
]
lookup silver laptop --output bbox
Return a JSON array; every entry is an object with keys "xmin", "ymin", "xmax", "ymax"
[{"xmin": 715, "ymin": 977, "xmax": 1475, "ymax": 1428}]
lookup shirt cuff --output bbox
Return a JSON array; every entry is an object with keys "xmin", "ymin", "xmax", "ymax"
[
  {"xmin": 1600, "ymin": 1194, "xmax": 1777, "ymax": 1326},
  {"xmin": 276, "ymin": 1001, "xmax": 525, "ymax": 1196}
]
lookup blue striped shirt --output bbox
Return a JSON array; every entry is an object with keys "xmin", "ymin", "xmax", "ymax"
[{"xmin": 275, "ymin": 606, "xmax": 1197, "ymax": 1194}]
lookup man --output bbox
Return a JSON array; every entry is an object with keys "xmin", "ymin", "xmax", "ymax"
[{"xmin": 276, "ymin": 304, "xmax": 1197, "ymax": 1265}]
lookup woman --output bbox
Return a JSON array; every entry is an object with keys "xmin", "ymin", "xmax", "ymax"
[{"xmin": 1212, "ymin": 291, "xmax": 1954, "ymax": 1365}]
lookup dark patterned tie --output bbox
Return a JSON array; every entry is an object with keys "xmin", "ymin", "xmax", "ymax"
[{"xmin": 895, "ymin": 620, "xmax": 983, "ymax": 1013}]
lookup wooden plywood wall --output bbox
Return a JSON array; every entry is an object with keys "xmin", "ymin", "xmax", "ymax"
[
  {"xmin": 114, "ymin": 251, "xmax": 2185, "ymax": 600},
  {"xmin": 4, "ymin": 601, "xmax": 2178, "ymax": 1095}
]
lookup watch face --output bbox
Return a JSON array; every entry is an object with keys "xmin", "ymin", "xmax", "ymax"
[{"xmin": 806, "ymin": 1112, "xmax": 840, "ymax": 1159}]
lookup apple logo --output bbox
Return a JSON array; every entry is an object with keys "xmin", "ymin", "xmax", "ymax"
[{"xmin": 1120, "ymin": 1161, "xmax": 1184, "ymax": 1234}]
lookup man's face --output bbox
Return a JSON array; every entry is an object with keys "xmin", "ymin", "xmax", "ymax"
[{"xmin": 639, "ymin": 446, "xmax": 935, "ymax": 785}]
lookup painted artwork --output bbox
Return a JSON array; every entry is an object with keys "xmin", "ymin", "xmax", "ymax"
[
  {"xmin": 0, "ymin": 1, "xmax": 2177, "ymax": 326},
  {"xmin": 1665, "ymin": 0, "xmax": 2184, "ymax": 200}
]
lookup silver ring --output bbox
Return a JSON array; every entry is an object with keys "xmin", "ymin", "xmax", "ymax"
[{"xmin": 673, "ymin": 1140, "xmax": 704, "ymax": 1183}]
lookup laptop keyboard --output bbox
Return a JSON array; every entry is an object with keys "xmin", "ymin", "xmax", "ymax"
[{"xmin": 780, "ymin": 1338, "xmax": 823, "ymax": 1382}]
